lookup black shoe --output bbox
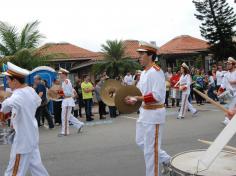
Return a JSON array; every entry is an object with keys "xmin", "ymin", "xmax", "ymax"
[
  {"xmin": 86, "ymin": 118, "xmax": 94, "ymax": 122},
  {"xmin": 100, "ymin": 116, "xmax": 106, "ymax": 120}
]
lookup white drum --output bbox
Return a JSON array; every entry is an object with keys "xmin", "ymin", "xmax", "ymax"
[
  {"xmin": 218, "ymin": 90, "xmax": 234, "ymax": 100},
  {"xmin": 171, "ymin": 88, "xmax": 181, "ymax": 99},
  {"xmin": 170, "ymin": 150, "xmax": 236, "ymax": 176}
]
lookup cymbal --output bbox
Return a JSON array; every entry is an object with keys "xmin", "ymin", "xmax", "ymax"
[
  {"xmin": 47, "ymin": 84, "xmax": 62, "ymax": 101},
  {"xmin": 115, "ymin": 85, "xmax": 142, "ymax": 114},
  {"xmin": 0, "ymin": 91, "xmax": 12, "ymax": 102},
  {"xmin": 100, "ymin": 79, "xmax": 123, "ymax": 106}
]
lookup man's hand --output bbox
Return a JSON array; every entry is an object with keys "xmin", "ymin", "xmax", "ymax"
[
  {"xmin": 226, "ymin": 108, "xmax": 236, "ymax": 120},
  {"xmin": 124, "ymin": 96, "xmax": 138, "ymax": 105}
]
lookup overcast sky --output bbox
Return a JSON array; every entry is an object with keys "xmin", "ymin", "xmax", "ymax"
[{"xmin": 1, "ymin": 0, "xmax": 235, "ymax": 51}]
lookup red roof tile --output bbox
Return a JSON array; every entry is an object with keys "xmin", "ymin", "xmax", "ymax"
[
  {"xmin": 123, "ymin": 40, "xmax": 140, "ymax": 59},
  {"xmin": 39, "ymin": 43, "xmax": 100, "ymax": 61},
  {"xmin": 158, "ymin": 35, "xmax": 210, "ymax": 55}
]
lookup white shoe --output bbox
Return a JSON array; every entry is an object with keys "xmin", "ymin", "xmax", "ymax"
[
  {"xmin": 222, "ymin": 119, "xmax": 230, "ymax": 126},
  {"xmin": 192, "ymin": 110, "xmax": 198, "ymax": 117},
  {"xmin": 77, "ymin": 124, "xmax": 84, "ymax": 133}
]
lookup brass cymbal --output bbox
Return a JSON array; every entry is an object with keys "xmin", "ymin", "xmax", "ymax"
[
  {"xmin": 100, "ymin": 79, "xmax": 123, "ymax": 106},
  {"xmin": 0, "ymin": 90, "xmax": 12, "ymax": 102},
  {"xmin": 115, "ymin": 85, "xmax": 142, "ymax": 114}
]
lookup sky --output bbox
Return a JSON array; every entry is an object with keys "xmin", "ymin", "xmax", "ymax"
[{"xmin": 0, "ymin": 0, "xmax": 236, "ymax": 51}]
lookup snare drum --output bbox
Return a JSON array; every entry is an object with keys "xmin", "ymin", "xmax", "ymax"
[
  {"xmin": 0, "ymin": 127, "xmax": 14, "ymax": 145},
  {"xmin": 218, "ymin": 90, "xmax": 233, "ymax": 100},
  {"xmin": 170, "ymin": 149, "xmax": 236, "ymax": 176},
  {"xmin": 171, "ymin": 88, "xmax": 181, "ymax": 99}
]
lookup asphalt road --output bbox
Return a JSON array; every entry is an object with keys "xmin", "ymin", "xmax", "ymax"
[{"xmin": 0, "ymin": 104, "xmax": 236, "ymax": 176}]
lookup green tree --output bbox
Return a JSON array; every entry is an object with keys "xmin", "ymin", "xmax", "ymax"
[
  {"xmin": 0, "ymin": 21, "xmax": 48, "ymax": 70},
  {"xmin": 193, "ymin": 0, "xmax": 236, "ymax": 60},
  {"xmin": 93, "ymin": 40, "xmax": 141, "ymax": 78}
]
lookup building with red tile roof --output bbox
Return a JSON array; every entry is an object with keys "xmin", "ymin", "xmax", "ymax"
[{"xmin": 157, "ymin": 35, "xmax": 210, "ymax": 70}]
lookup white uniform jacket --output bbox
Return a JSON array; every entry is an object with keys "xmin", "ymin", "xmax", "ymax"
[
  {"xmin": 1, "ymin": 86, "xmax": 41, "ymax": 154},
  {"xmin": 179, "ymin": 74, "xmax": 191, "ymax": 95},
  {"xmin": 62, "ymin": 79, "xmax": 75, "ymax": 107},
  {"xmin": 221, "ymin": 70, "xmax": 236, "ymax": 96},
  {"xmin": 137, "ymin": 65, "xmax": 166, "ymax": 124}
]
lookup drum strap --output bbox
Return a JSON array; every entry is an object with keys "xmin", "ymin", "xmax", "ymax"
[
  {"xmin": 12, "ymin": 154, "xmax": 20, "ymax": 176},
  {"xmin": 154, "ymin": 124, "xmax": 159, "ymax": 176}
]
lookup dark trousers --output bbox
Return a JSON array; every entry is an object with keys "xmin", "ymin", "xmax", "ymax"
[
  {"xmin": 194, "ymin": 88, "xmax": 204, "ymax": 104},
  {"xmin": 109, "ymin": 106, "xmax": 117, "ymax": 118},
  {"xmin": 36, "ymin": 105, "xmax": 54, "ymax": 128},
  {"xmin": 172, "ymin": 98, "xmax": 180, "ymax": 107},
  {"xmin": 207, "ymin": 86, "xmax": 218, "ymax": 101},
  {"xmin": 98, "ymin": 101, "xmax": 106, "ymax": 117},
  {"xmin": 165, "ymin": 91, "xmax": 170, "ymax": 106},
  {"xmin": 74, "ymin": 99, "xmax": 83, "ymax": 117},
  {"xmin": 53, "ymin": 101, "xmax": 62, "ymax": 124},
  {"xmin": 84, "ymin": 98, "xmax": 93, "ymax": 120}
]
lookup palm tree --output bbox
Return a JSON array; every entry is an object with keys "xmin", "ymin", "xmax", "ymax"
[
  {"xmin": 0, "ymin": 21, "xmax": 47, "ymax": 70},
  {"xmin": 93, "ymin": 40, "xmax": 141, "ymax": 78}
]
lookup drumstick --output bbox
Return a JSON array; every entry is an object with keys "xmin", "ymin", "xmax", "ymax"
[
  {"xmin": 193, "ymin": 88, "xmax": 229, "ymax": 113},
  {"xmin": 198, "ymin": 139, "xmax": 236, "ymax": 153},
  {"xmin": 174, "ymin": 81, "xmax": 180, "ymax": 88}
]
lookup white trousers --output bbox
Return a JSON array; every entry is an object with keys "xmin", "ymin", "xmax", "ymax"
[
  {"xmin": 5, "ymin": 146, "xmax": 49, "ymax": 176},
  {"xmin": 178, "ymin": 93, "xmax": 196, "ymax": 118},
  {"xmin": 61, "ymin": 106, "xmax": 84, "ymax": 135},
  {"xmin": 136, "ymin": 122, "xmax": 170, "ymax": 176}
]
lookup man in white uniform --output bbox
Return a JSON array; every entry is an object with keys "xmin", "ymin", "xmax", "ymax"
[
  {"xmin": 125, "ymin": 42, "xmax": 171, "ymax": 176},
  {"xmin": 178, "ymin": 63, "xmax": 198, "ymax": 119},
  {"xmin": 58, "ymin": 68, "xmax": 84, "ymax": 137},
  {"xmin": 0, "ymin": 62, "xmax": 49, "ymax": 176},
  {"xmin": 218, "ymin": 57, "xmax": 236, "ymax": 125}
]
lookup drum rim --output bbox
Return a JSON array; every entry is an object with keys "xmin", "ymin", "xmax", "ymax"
[{"xmin": 170, "ymin": 149, "xmax": 236, "ymax": 176}]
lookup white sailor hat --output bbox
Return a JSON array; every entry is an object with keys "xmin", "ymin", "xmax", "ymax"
[
  {"xmin": 58, "ymin": 67, "xmax": 69, "ymax": 74},
  {"xmin": 226, "ymin": 57, "xmax": 236, "ymax": 64},
  {"xmin": 136, "ymin": 41, "xmax": 158, "ymax": 54},
  {"xmin": 2, "ymin": 62, "xmax": 29, "ymax": 78},
  {"xmin": 181, "ymin": 62, "xmax": 189, "ymax": 70}
]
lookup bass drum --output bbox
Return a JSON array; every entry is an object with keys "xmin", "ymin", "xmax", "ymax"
[{"xmin": 170, "ymin": 150, "xmax": 236, "ymax": 176}]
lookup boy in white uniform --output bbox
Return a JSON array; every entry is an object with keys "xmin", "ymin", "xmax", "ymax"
[
  {"xmin": 125, "ymin": 42, "xmax": 171, "ymax": 176},
  {"xmin": 0, "ymin": 62, "xmax": 49, "ymax": 176},
  {"xmin": 58, "ymin": 68, "xmax": 84, "ymax": 136},
  {"xmin": 218, "ymin": 57, "xmax": 236, "ymax": 125}
]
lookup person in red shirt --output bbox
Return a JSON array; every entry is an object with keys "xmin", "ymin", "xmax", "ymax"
[{"xmin": 170, "ymin": 69, "xmax": 181, "ymax": 107}]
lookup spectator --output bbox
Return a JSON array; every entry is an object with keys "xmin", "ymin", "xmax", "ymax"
[
  {"xmin": 52, "ymin": 79, "xmax": 62, "ymax": 126},
  {"xmin": 207, "ymin": 71, "xmax": 218, "ymax": 101},
  {"xmin": 170, "ymin": 69, "xmax": 181, "ymax": 107},
  {"xmin": 74, "ymin": 78, "xmax": 84, "ymax": 118},
  {"xmin": 81, "ymin": 75, "xmax": 94, "ymax": 121},
  {"xmin": 123, "ymin": 72, "xmax": 133, "ymax": 85},
  {"xmin": 133, "ymin": 70, "xmax": 142, "ymax": 86},
  {"xmin": 216, "ymin": 65, "xmax": 226, "ymax": 104},
  {"xmin": 165, "ymin": 67, "xmax": 172, "ymax": 108},
  {"xmin": 193, "ymin": 69, "xmax": 205, "ymax": 105},
  {"xmin": 94, "ymin": 79, "xmax": 106, "ymax": 120},
  {"xmin": 34, "ymin": 75, "xmax": 54, "ymax": 129}
]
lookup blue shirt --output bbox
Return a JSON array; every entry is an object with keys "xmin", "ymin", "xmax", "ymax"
[{"xmin": 35, "ymin": 83, "xmax": 47, "ymax": 101}]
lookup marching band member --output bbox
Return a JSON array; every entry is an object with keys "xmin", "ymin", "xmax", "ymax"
[
  {"xmin": 58, "ymin": 68, "xmax": 84, "ymax": 137},
  {"xmin": 218, "ymin": 57, "xmax": 236, "ymax": 125},
  {"xmin": 1, "ymin": 62, "xmax": 49, "ymax": 176},
  {"xmin": 125, "ymin": 41, "xmax": 171, "ymax": 176},
  {"xmin": 177, "ymin": 63, "xmax": 198, "ymax": 119}
]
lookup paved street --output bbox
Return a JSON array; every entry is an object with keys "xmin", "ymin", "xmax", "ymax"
[{"xmin": 0, "ymin": 104, "xmax": 236, "ymax": 176}]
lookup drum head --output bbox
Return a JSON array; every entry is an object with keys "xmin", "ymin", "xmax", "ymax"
[{"xmin": 170, "ymin": 150, "xmax": 236, "ymax": 176}]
